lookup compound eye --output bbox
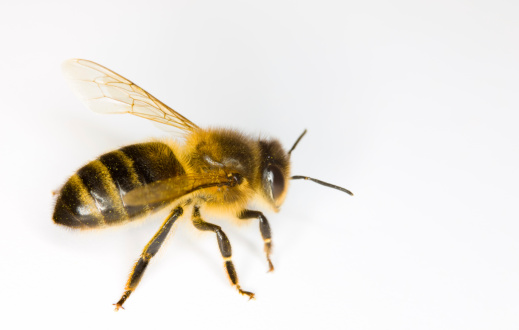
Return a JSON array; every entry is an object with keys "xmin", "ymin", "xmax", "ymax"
[{"xmin": 265, "ymin": 165, "xmax": 285, "ymax": 201}]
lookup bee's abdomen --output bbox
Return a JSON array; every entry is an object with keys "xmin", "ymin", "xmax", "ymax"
[{"xmin": 53, "ymin": 142, "xmax": 185, "ymax": 229}]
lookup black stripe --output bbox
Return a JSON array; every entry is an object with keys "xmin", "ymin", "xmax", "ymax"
[
  {"xmin": 119, "ymin": 144, "xmax": 158, "ymax": 184},
  {"xmin": 53, "ymin": 179, "xmax": 100, "ymax": 228},
  {"xmin": 126, "ymin": 142, "xmax": 185, "ymax": 215},
  {"xmin": 99, "ymin": 151, "xmax": 140, "ymax": 195},
  {"xmin": 76, "ymin": 163, "xmax": 119, "ymax": 223},
  {"xmin": 120, "ymin": 142, "xmax": 186, "ymax": 184},
  {"xmin": 53, "ymin": 202, "xmax": 83, "ymax": 228},
  {"xmin": 114, "ymin": 142, "xmax": 186, "ymax": 219},
  {"xmin": 99, "ymin": 151, "xmax": 148, "ymax": 219}
]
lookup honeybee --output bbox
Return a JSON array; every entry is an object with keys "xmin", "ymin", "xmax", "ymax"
[{"xmin": 54, "ymin": 59, "xmax": 353, "ymax": 311}]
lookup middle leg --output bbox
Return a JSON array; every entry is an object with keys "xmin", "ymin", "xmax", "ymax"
[{"xmin": 192, "ymin": 205, "xmax": 254, "ymax": 299}]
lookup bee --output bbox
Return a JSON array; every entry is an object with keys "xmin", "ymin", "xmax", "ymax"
[{"xmin": 53, "ymin": 59, "xmax": 353, "ymax": 311}]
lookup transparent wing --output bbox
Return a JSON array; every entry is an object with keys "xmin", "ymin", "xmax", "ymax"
[
  {"xmin": 123, "ymin": 173, "xmax": 240, "ymax": 206},
  {"xmin": 62, "ymin": 59, "xmax": 199, "ymax": 133}
]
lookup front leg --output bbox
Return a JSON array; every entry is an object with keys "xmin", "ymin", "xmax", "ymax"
[{"xmin": 238, "ymin": 210, "xmax": 274, "ymax": 272}]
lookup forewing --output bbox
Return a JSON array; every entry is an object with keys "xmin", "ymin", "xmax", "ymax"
[
  {"xmin": 122, "ymin": 174, "xmax": 233, "ymax": 206},
  {"xmin": 62, "ymin": 59, "xmax": 199, "ymax": 133}
]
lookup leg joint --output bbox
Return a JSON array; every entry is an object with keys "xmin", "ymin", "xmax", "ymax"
[{"xmin": 238, "ymin": 209, "xmax": 261, "ymax": 220}]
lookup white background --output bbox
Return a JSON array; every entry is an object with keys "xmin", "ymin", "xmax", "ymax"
[{"xmin": 1, "ymin": 0, "xmax": 518, "ymax": 329}]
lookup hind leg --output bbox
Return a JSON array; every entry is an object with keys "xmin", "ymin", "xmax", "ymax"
[{"xmin": 114, "ymin": 206, "xmax": 183, "ymax": 310}]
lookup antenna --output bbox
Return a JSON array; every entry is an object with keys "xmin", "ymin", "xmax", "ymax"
[
  {"xmin": 288, "ymin": 129, "xmax": 307, "ymax": 156},
  {"xmin": 291, "ymin": 175, "xmax": 354, "ymax": 196}
]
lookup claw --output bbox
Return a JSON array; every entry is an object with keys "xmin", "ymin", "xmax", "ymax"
[
  {"xmin": 237, "ymin": 286, "xmax": 255, "ymax": 300},
  {"xmin": 113, "ymin": 290, "xmax": 131, "ymax": 311},
  {"xmin": 113, "ymin": 303, "xmax": 125, "ymax": 311},
  {"xmin": 267, "ymin": 259, "xmax": 274, "ymax": 272}
]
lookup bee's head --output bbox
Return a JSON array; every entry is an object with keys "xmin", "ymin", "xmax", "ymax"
[
  {"xmin": 258, "ymin": 130, "xmax": 353, "ymax": 212},
  {"xmin": 258, "ymin": 139, "xmax": 290, "ymax": 211}
]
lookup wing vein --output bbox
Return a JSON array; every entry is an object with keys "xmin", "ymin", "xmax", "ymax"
[{"xmin": 62, "ymin": 59, "xmax": 200, "ymax": 134}]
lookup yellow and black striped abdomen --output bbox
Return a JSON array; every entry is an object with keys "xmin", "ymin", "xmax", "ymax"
[{"xmin": 53, "ymin": 142, "xmax": 185, "ymax": 229}]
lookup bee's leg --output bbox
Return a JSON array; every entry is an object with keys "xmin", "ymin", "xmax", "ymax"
[
  {"xmin": 238, "ymin": 210, "xmax": 274, "ymax": 272},
  {"xmin": 192, "ymin": 205, "xmax": 255, "ymax": 299},
  {"xmin": 113, "ymin": 206, "xmax": 183, "ymax": 311}
]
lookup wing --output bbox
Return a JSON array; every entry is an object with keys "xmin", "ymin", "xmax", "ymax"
[
  {"xmin": 122, "ymin": 173, "xmax": 242, "ymax": 206},
  {"xmin": 62, "ymin": 59, "xmax": 199, "ymax": 133}
]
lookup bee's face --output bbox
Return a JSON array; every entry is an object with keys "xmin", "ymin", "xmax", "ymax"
[{"xmin": 258, "ymin": 139, "xmax": 290, "ymax": 211}]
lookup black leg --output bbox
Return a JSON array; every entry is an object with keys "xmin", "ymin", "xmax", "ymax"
[
  {"xmin": 113, "ymin": 206, "xmax": 183, "ymax": 311},
  {"xmin": 192, "ymin": 206, "xmax": 254, "ymax": 299},
  {"xmin": 238, "ymin": 210, "xmax": 274, "ymax": 272}
]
